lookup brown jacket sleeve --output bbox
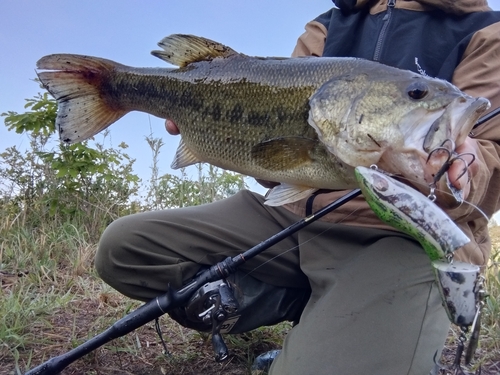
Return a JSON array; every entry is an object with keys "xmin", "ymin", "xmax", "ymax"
[
  {"xmin": 289, "ymin": 17, "xmax": 500, "ymax": 266},
  {"xmin": 291, "ymin": 21, "xmax": 327, "ymax": 58},
  {"xmin": 448, "ymin": 21, "xmax": 500, "ymax": 265}
]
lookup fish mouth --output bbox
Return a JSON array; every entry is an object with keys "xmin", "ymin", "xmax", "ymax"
[
  {"xmin": 420, "ymin": 96, "xmax": 490, "ymax": 206},
  {"xmin": 379, "ymin": 95, "xmax": 490, "ymax": 204},
  {"xmin": 421, "ymin": 95, "xmax": 490, "ymax": 181},
  {"xmin": 397, "ymin": 96, "xmax": 490, "ymax": 165},
  {"xmin": 423, "ymin": 96, "xmax": 490, "ymax": 153}
]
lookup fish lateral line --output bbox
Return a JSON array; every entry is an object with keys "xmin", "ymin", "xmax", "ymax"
[{"xmin": 36, "ymin": 33, "xmax": 490, "ymax": 207}]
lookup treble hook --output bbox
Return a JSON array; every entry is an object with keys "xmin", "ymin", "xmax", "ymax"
[
  {"xmin": 427, "ymin": 139, "xmax": 454, "ymax": 183},
  {"xmin": 449, "ymin": 152, "xmax": 476, "ymax": 182},
  {"xmin": 426, "ymin": 139, "xmax": 476, "ymax": 186},
  {"xmin": 433, "ymin": 333, "xmax": 482, "ymax": 375}
]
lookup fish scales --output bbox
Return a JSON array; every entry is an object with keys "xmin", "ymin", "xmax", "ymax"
[
  {"xmin": 74, "ymin": 55, "xmax": 364, "ymax": 186},
  {"xmin": 36, "ymin": 34, "xmax": 490, "ymax": 206}
]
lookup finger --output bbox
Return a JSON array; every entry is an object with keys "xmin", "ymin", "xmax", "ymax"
[
  {"xmin": 455, "ymin": 138, "xmax": 479, "ymax": 177},
  {"xmin": 446, "ymin": 158, "xmax": 472, "ymax": 200},
  {"xmin": 165, "ymin": 119, "xmax": 180, "ymax": 135},
  {"xmin": 448, "ymin": 158, "xmax": 469, "ymax": 190}
]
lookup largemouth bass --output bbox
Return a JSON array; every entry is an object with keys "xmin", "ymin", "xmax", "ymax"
[{"xmin": 36, "ymin": 34, "xmax": 489, "ymax": 206}]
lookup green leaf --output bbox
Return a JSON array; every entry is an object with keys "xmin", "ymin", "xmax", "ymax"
[{"xmin": 56, "ymin": 167, "xmax": 68, "ymax": 178}]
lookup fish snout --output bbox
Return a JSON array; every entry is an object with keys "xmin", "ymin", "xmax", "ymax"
[{"xmin": 423, "ymin": 96, "xmax": 490, "ymax": 153}]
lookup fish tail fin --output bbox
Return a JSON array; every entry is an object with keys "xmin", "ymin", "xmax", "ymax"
[{"xmin": 36, "ymin": 54, "xmax": 128, "ymax": 144}]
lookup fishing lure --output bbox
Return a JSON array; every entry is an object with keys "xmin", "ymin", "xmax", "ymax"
[
  {"xmin": 355, "ymin": 167, "xmax": 486, "ymax": 375},
  {"xmin": 354, "ymin": 166, "xmax": 470, "ymax": 260},
  {"xmin": 355, "ymin": 166, "xmax": 485, "ymax": 374}
]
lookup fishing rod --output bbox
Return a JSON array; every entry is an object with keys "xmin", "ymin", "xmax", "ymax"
[
  {"xmin": 25, "ymin": 190, "xmax": 362, "ymax": 375},
  {"xmin": 24, "ymin": 106, "xmax": 500, "ymax": 375},
  {"xmin": 473, "ymin": 105, "xmax": 500, "ymax": 129}
]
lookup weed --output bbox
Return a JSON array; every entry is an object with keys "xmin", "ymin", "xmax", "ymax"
[{"xmin": 1, "ymin": 95, "xmax": 499, "ymax": 374}]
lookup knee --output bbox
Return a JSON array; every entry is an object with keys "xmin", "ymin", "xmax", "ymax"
[
  {"xmin": 94, "ymin": 215, "xmax": 135, "ymax": 290},
  {"xmin": 94, "ymin": 212, "xmax": 189, "ymax": 301}
]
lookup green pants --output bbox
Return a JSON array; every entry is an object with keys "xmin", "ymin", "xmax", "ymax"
[{"xmin": 95, "ymin": 190, "xmax": 450, "ymax": 375}]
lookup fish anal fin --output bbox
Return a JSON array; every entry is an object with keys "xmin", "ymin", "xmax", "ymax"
[
  {"xmin": 265, "ymin": 184, "xmax": 317, "ymax": 206},
  {"xmin": 251, "ymin": 137, "xmax": 316, "ymax": 171},
  {"xmin": 152, "ymin": 34, "xmax": 239, "ymax": 67},
  {"xmin": 36, "ymin": 54, "xmax": 127, "ymax": 144},
  {"xmin": 171, "ymin": 138, "xmax": 202, "ymax": 169}
]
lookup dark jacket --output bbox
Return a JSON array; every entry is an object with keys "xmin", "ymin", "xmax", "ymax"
[{"xmin": 286, "ymin": 0, "xmax": 500, "ymax": 266}]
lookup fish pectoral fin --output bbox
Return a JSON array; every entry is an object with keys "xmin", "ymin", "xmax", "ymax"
[
  {"xmin": 252, "ymin": 137, "xmax": 316, "ymax": 171},
  {"xmin": 171, "ymin": 139, "xmax": 202, "ymax": 169},
  {"xmin": 265, "ymin": 184, "xmax": 318, "ymax": 206},
  {"xmin": 152, "ymin": 34, "xmax": 239, "ymax": 67}
]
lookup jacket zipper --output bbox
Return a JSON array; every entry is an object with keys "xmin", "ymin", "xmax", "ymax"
[{"xmin": 373, "ymin": 0, "xmax": 396, "ymax": 61}]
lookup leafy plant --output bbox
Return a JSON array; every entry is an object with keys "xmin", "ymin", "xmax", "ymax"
[
  {"xmin": 0, "ymin": 92, "xmax": 250, "ymax": 373},
  {"xmin": 1, "ymin": 94, "xmax": 140, "ymax": 240},
  {"xmin": 144, "ymin": 134, "xmax": 247, "ymax": 210}
]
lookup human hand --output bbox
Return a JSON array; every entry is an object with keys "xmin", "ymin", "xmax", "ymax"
[
  {"xmin": 165, "ymin": 119, "xmax": 180, "ymax": 135},
  {"xmin": 447, "ymin": 137, "xmax": 479, "ymax": 200}
]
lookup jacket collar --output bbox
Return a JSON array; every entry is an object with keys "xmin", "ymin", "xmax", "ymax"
[{"xmin": 333, "ymin": 0, "xmax": 491, "ymax": 15}]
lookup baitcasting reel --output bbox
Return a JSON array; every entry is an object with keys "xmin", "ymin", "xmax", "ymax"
[
  {"xmin": 184, "ymin": 279, "xmax": 240, "ymax": 361},
  {"xmin": 168, "ymin": 267, "xmax": 310, "ymax": 362}
]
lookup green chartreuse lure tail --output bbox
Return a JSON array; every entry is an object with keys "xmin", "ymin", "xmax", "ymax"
[{"xmin": 354, "ymin": 166, "xmax": 470, "ymax": 260}]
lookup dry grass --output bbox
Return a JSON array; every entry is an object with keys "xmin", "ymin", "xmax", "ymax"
[
  {"xmin": 0, "ymin": 225, "xmax": 498, "ymax": 375},
  {"xmin": 0, "ymin": 237, "xmax": 286, "ymax": 375}
]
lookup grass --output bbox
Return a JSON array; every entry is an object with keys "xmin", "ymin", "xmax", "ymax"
[
  {"xmin": 2, "ymin": 90, "xmax": 499, "ymax": 374},
  {"xmin": 0, "ymin": 214, "xmax": 499, "ymax": 374},
  {"xmin": 0, "ymin": 221, "xmax": 287, "ymax": 375}
]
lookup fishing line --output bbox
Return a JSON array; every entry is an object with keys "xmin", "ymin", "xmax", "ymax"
[
  {"xmin": 394, "ymin": 174, "xmax": 490, "ymax": 222},
  {"xmin": 190, "ymin": 206, "xmax": 360, "ymax": 278},
  {"xmin": 186, "ymin": 195, "xmax": 362, "ymax": 279},
  {"xmin": 193, "ymin": 169, "xmax": 489, "ymax": 278},
  {"xmin": 244, "ymin": 207, "xmax": 361, "ymax": 278}
]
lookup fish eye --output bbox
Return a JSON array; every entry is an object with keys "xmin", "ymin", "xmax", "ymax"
[{"xmin": 407, "ymin": 82, "xmax": 429, "ymax": 100}]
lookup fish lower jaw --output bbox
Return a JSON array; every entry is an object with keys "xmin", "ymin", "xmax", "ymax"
[
  {"xmin": 376, "ymin": 151, "xmax": 431, "ymax": 189},
  {"xmin": 449, "ymin": 96, "xmax": 490, "ymax": 143}
]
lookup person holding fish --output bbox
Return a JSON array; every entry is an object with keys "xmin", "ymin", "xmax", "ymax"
[{"xmin": 35, "ymin": 0, "xmax": 500, "ymax": 374}]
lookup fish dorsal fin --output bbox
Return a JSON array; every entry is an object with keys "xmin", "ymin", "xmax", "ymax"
[
  {"xmin": 171, "ymin": 138, "xmax": 202, "ymax": 169},
  {"xmin": 152, "ymin": 34, "xmax": 239, "ymax": 67},
  {"xmin": 251, "ymin": 137, "xmax": 316, "ymax": 171},
  {"xmin": 265, "ymin": 184, "xmax": 318, "ymax": 206}
]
